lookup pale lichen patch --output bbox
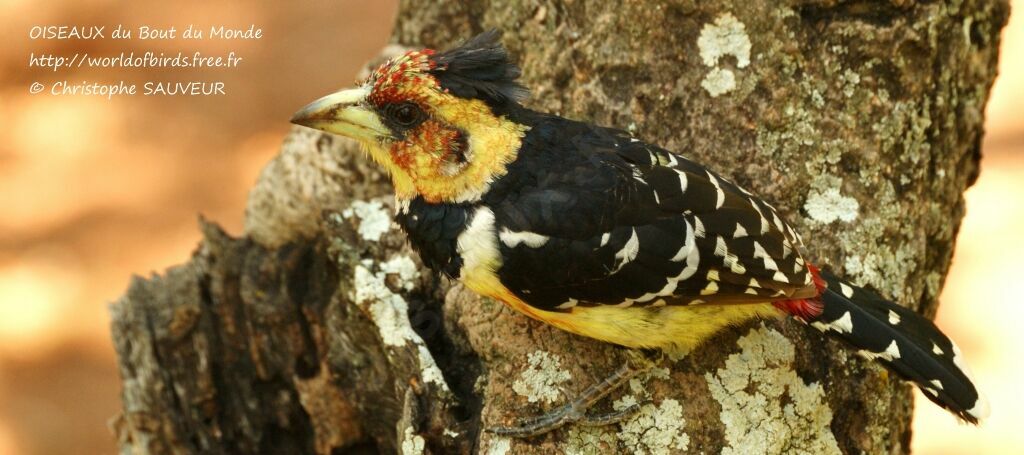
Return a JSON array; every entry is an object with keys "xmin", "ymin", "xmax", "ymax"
[
  {"xmin": 705, "ymin": 325, "xmax": 840, "ymax": 455},
  {"xmin": 352, "ymin": 257, "xmax": 450, "ymax": 392},
  {"xmin": 564, "ymin": 426, "xmax": 618, "ymax": 455},
  {"xmin": 697, "ymin": 12, "xmax": 751, "ymax": 97},
  {"xmin": 485, "ymin": 436, "xmax": 512, "ymax": 455},
  {"xmin": 353, "ymin": 262, "xmax": 415, "ymax": 347},
  {"xmin": 701, "ymin": 67, "xmax": 737, "ymax": 97},
  {"xmin": 804, "ymin": 187, "xmax": 860, "ymax": 224},
  {"xmin": 342, "ymin": 199, "xmax": 393, "ymax": 242},
  {"xmin": 698, "ymin": 13, "xmax": 752, "ymax": 68},
  {"xmin": 563, "ymin": 366, "xmax": 688, "ymax": 455},
  {"xmin": 379, "ymin": 255, "xmax": 419, "ymax": 291},
  {"xmin": 401, "ymin": 426, "xmax": 425, "ymax": 455},
  {"xmin": 614, "ymin": 399, "xmax": 690, "ymax": 455},
  {"xmin": 512, "ymin": 351, "xmax": 571, "ymax": 403}
]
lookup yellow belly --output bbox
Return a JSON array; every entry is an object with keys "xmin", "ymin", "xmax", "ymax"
[
  {"xmin": 455, "ymin": 210, "xmax": 782, "ymax": 353},
  {"xmin": 463, "ymin": 266, "xmax": 782, "ymax": 353}
]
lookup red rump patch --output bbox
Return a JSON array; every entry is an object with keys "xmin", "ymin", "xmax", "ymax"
[{"xmin": 772, "ymin": 263, "xmax": 827, "ymax": 321}]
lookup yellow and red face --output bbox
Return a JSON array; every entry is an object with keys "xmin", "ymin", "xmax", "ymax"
[{"xmin": 291, "ymin": 47, "xmax": 529, "ymax": 203}]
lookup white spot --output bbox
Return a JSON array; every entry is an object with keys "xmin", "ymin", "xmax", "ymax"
[
  {"xmin": 707, "ymin": 269, "xmax": 720, "ymax": 281},
  {"xmin": 666, "ymin": 153, "xmax": 679, "ymax": 167},
  {"xmin": 668, "ymin": 229, "xmax": 692, "ymax": 256},
  {"xmin": 930, "ymin": 379, "xmax": 944, "ymax": 390},
  {"xmin": 860, "ymin": 340, "xmax": 901, "ymax": 361},
  {"xmin": 950, "ymin": 341, "xmax": 980, "ymax": 383},
  {"xmin": 745, "ymin": 287, "xmax": 759, "ymax": 295},
  {"xmin": 771, "ymin": 212, "xmax": 785, "ymax": 233},
  {"xmin": 733, "ymin": 223, "xmax": 748, "ymax": 238},
  {"xmin": 631, "ymin": 167, "xmax": 647, "ymax": 184},
  {"xmin": 651, "ymin": 299, "xmax": 668, "ymax": 307},
  {"xmin": 839, "ymin": 282, "xmax": 854, "ymax": 298},
  {"xmin": 772, "ymin": 270, "xmax": 790, "ymax": 283},
  {"xmin": 457, "ymin": 207, "xmax": 499, "ymax": 278},
  {"xmin": 499, "ymin": 228, "xmax": 550, "ymax": 248},
  {"xmin": 968, "ymin": 395, "xmax": 991, "ymax": 421},
  {"xmin": 794, "ymin": 260, "xmax": 804, "ymax": 273},
  {"xmin": 693, "ymin": 217, "xmax": 706, "ymax": 238},
  {"xmin": 885, "ymin": 340, "xmax": 902, "ymax": 359},
  {"xmin": 804, "ymin": 188, "xmax": 859, "ymax": 224},
  {"xmin": 713, "ymin": 238, "xmax": 728, "ymax": 257},
  {"xmin": 716, "ymin": 236, "xmax": 746, "ymax": 274},
  {"xmin": 949, "ymin": 341, "xmax": 990, "ymax": 422},
  {"xmin": 612, "ymin": 229, "xmax": 640, "ymax": 273},
  {"xmin": 512, "ymin": 351, "xmax": 571, "ymax": 404},
  {"xmin": 401, "ymin": 426, "xmax": 425, "ymax": 455},
  {"xmin": 748, "ymin": 198, "xmax": 771, "ymax": 234},
  {"xmin": 698, "ymin": 13, "xmax": 752, "ymax": 68},
  {"xmin": 342, "ymin": 199, "xmax": 393, "ymax": 242},
  {"xmin": 753, "ymin": 241, "xmax": 778, "ymax": 271},
  {"xmin": 701, "ymin": 281, "xmax": 719, "ymax": 295},
  {"xmin": 670, "ymin": 222, "xmax": 700, "ymax": 281},
  {"xmin": 395, "ymin": 197, "xmax": 411, "ymax": 214},
  {"xmin": 932, "ymin": 342, "xmax": 944, "ymax": 355},
  {"xmin": 675, "ymin": 169, "xmax": 689, "ymax": 194},
  {"xmin": 600, "ymin": 232, "xmax": 611, "ymax": 247},
  {"xmin": 707, "ymin": 171, "xmax": 726, "ymax": 208},
  {"xmin": 832, "ymin": 311, "xmax": 854, "ymax": 333},
  {"xmin": 887, "ymin": 310, "xmax": 900, "ymax": 325},
  {"xmin": 705, "ymin": 325, "xmax": 840, "ymax": 455},
  {"xmin": 648, "ymin": 279, "xmax": 679, "ymax": 300},
  {"xmin": 557, "ymin": 298, "xmax": 578, "ymax": 309}
]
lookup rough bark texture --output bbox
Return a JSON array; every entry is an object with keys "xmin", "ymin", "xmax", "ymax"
[{"xmin": 110, "ymin": 1, "xmax": 1008, "ymax": 454}]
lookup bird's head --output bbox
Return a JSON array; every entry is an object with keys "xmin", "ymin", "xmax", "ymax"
[{"xmin": 291, "ymin": 30, "xmax": 529, "ymax": 203}]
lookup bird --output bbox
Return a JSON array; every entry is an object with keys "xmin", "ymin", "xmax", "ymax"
[{"xmin": 291, "ymin": 30, "xmax": 988, "ymax": 436}]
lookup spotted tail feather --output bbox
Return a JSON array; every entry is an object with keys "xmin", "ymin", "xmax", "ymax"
[{"xmin": 806, "ymin": 269, "xmax": 989, "ymax": 423}]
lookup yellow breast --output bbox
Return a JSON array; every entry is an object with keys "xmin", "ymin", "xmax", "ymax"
[{"xmin": 454, "ymin": 206, "xmax": 782, "ymax": 354}]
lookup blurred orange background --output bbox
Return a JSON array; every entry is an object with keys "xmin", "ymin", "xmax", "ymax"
[{"xmin": 0, "ymin": 1, "xmax": 1019, "ymax": 454}]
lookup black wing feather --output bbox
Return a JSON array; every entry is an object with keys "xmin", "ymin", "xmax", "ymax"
[{"xmin": 486, "ymin": 114, "xmax": 815, "ymax": 310}]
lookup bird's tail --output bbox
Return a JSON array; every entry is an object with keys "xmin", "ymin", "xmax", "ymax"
[{"xmin": 796, "ymin": 268, "xmax": 989, "ymax": 423}]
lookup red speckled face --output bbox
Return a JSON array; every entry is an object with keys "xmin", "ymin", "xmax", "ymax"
[
  {"xmin": 360, "ymin": 50, "xmax": 473, "ymax": 181},
  {"xmin": 365, "ymin": 50, "xmax": 439, "ymax": 107},
  {"xmin": 292, "ymin": 47, "xmax": 528, "ymax": 202}
]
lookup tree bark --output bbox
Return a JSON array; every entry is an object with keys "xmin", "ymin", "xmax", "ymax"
[{"xmin": 110, "ymin": 1, "xmax": 1008, "ymax": 454}]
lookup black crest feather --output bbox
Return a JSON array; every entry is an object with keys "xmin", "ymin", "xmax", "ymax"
[{"xmin": 429, "ymin": 30, "xmax": 529, "ymax": 107}]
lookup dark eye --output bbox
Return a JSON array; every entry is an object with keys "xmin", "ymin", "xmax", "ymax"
[{"xmin": 386, "ymin": 102, "xmax": 425, "ymax": 128}]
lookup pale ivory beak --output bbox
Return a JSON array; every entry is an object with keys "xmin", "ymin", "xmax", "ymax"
[{"xmin": 290, "ymin": 86, "xmax": 390, "ymax": 142}]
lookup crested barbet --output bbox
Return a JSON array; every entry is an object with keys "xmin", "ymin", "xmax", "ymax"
[{"xmin": 291, "ymin": 30, "xmax": 988, "ymax": 436}]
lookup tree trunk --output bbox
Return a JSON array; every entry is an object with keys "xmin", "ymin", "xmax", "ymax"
[{"xmin": 110, "ymin": 1, "xmax": 1008, "ymax": 453}]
